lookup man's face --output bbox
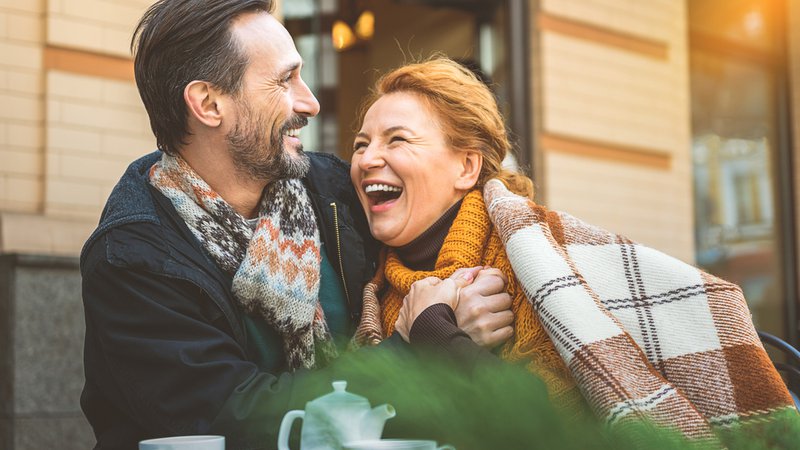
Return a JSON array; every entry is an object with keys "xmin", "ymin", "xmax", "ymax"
[{"xmin": 225, "ymin": 12, "xmax": 320, "ymax": 182}]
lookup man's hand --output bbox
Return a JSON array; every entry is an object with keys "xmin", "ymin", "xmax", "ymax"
[
  {"xmin": 454, "ymin": 267, "xmax": 514, "ymax": 348},
  {"xmin": 394, "ymin": 268, "xmax": 481, "ymax": 342}
]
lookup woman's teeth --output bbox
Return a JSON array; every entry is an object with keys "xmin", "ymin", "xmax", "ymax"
[{"xmin": 365, "ymin": 184, "xmax": 401, "ymax": 194}]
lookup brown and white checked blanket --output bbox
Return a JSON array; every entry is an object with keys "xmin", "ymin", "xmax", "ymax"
[{"xmin": 483, "ymin": 179, "xmax": 795, "ymax": 441}]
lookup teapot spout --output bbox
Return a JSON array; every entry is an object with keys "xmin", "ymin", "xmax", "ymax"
[{"xmin": 361, "ymin": 404, "xmax": 396, "ymax": 440}]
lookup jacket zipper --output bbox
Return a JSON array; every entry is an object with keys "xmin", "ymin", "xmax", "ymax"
[{"xmin": 329, "ymin": 202, "xmax": 351, "ymax": 308}]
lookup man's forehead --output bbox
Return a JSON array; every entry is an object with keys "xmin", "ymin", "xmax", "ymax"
[{"xmin": 232, "ymin": 12, "xmax": 300, "ymax": 73}]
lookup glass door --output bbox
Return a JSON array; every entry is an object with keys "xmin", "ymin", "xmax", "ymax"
[{"xmin": 689, "ymin": 0, "xmax": 796, "ymax": 343}]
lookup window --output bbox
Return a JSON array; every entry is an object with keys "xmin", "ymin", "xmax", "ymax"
[{"xmin": 689, "ymin": 0, "xmax": 796, "ymax": 341}]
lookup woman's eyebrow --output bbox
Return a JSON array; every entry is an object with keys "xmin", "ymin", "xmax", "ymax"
[{"xmin": 382, "ymin": 126, "xmax": 412, "ymax": 136}]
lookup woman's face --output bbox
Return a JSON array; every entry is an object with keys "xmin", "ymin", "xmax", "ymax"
[{"xmin": 351, "ymin": 92, "xmax": 471, "ymax": 247}]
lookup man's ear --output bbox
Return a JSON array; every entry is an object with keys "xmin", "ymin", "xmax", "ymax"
[
  {"xmin": 184, "ymin": 80, "xmax": 224, "ymax": 128},
  {"xmin": 454, "ymin": 150, "xmax": 483, "ymax": 190}
]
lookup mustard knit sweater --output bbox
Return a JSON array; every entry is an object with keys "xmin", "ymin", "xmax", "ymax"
[{"xmin": 379, "ymin": 190, "xmax": 583, "ymax": 409}]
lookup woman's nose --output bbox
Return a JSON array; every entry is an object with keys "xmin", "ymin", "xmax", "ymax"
[{"xmin": 357, "ymin": 144, "xmax": 386, "ymax": 170}]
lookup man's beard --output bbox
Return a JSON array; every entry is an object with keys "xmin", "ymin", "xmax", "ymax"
[{"xmin": 226, "ymin": 100, "xmax": 310, "ymax": 183}]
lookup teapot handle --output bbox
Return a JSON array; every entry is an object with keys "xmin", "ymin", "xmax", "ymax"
[{"xmin": 277, "ymin": 410, "xmax": 305, "ymax": 450}]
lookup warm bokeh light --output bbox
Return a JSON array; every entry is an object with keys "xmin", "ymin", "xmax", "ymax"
[
  {"xmin": 332, "ymin": 19, "xmax": 357, "ymax": 51},
  {"xmin": 355, "ymin": 10, "xmax": 375, "ymax": 40}
]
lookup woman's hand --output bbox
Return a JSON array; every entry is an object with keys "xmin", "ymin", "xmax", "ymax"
[
  {"xmin": 454, "ymin": 268, "xmax": 514, "ymax": 348},
  {"xmin": 394, "ymin": 267, "xmax": 481, "ymax": 342}
]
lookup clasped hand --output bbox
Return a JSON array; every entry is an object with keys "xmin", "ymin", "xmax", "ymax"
[{"xmin": 394, "ymin": 266, "xmax": 514, "ymax": 348}]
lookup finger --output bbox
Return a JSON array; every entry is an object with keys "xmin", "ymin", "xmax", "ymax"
[
  {"xmin": 488, "ymin": 325, "xmax": 515, "ymax": 347},
  {"xmin": 423, "ymin": 276, "xmax": 443, "ymax": 285},
  {"xmin": 485, "ymin": 310, "xmax": 514, "ymax": 329},
  {"xmin": 449, "ymin": 272, "xmax": 476, "ymax": 289},
  {"xmin": 449, "ymin": 266, "xmax": 482, "ymax": 284},
  {"xmin": 475, "ymin": 267, "xmax": 508, "ymax": 284},
  {"xmin": 467, "ymin": 273, "xmax": 506, "ymax": 296},
  {"xmin": 483, "ymin": 293, "xmax": 513, "ymax": 312}
]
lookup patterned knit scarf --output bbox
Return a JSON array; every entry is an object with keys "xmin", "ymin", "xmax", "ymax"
[
  {"xmin": 356, "ymin": 191, "xmax": 584, "ymax": 410},
  {"xmin": 149, "ymin": 152, "xmax": 335, "ymax": 370}
]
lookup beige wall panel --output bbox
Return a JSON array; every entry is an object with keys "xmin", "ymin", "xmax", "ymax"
[
  {"xmin": 45, "ymin": 70, "xmax": 154, "ymax": 220},
  {"xmin": 2, "ymin": 176, "xmax": 42, "ymax": 211},
  {"xmin": 47, "ymin": 0, "xmax": 154, "ymax": 57},
  {"xmin": 0, "ymin": 1, "xmax": 44, "ymax": 214},
  {"xmin": 541, "ymin": 0, "xmax": 680, "ymax": 43},
  {"xmin": 0, "ymin": 0, "xmax": 43, "ymax": 14},
  {"xmin": 0, "ymin": 212, "xmax": 94, "ymax": 255},
  {"xmin": 537, "ymin": 0, "xmax": 693, "ymax": 261},
  {"xmin": 545, "ymin": 151, "xmax": 694, "ymax": 261},
  {"xmin": 541, "ymin": 32, "xmax": 687, "ymax": 154}
]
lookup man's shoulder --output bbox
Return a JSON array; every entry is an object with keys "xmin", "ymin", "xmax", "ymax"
[
  {"xmin": 81, "ymin": 151, "xmax": 171, "ymax": 272},
  {"xmin": 305, "ymin": 151, "xmax": 355, "ymax": 201},
  {"xmin": 308, "ymin": 151, "xmax": 350, "ymax": 175},
  {"xmin": 81, "ymin": 220, "xmax": 171, "ymax": 276}
]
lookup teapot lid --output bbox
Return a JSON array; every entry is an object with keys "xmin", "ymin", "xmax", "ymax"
[{"xmin": 309, "ymin": 381, "xmax": 368, "ymax": 407}]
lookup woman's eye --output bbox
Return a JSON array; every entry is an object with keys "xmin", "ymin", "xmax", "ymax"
[
  {"xmin": 389, "ymin": 136, "xmax": 406, "ymax": 144},
  {"xmin": 353, "ymin": 142, "xmax": 367, "ymax": 152}
]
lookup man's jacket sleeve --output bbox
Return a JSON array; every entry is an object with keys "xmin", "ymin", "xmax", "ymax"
[{"xmin": 82, "ymin": 259, "xmax": 318, "ymax": 449}]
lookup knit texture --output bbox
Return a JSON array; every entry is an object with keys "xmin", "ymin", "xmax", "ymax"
[
  {"xmin": 358, "ymin": 191, "xmax": 582, "ymax": 409},
  {"xmin": 481, "ymin": 179, "xmax": 795, "ymax": 442},
  {"xmin": 149, "ymin": 152, "xmax": 335, "ymax": 370}
]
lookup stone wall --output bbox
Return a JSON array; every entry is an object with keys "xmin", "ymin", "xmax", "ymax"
[{"xmin": 0, "ymin": 255, "xmax": 93, "ymax": 450}]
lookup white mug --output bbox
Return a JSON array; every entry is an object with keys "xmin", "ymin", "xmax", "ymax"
[
  {"xmin": 343, "ymin": 439, "xmax": 454, "ymax": 450},
  {"xmin": 139, "ymin": 435, "xmax": 225, "ymax": 450}
]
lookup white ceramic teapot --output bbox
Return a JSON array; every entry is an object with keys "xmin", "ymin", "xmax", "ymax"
[{"xmin": 277, "ymin": 381, "xmax": 396, "ymax": 450}]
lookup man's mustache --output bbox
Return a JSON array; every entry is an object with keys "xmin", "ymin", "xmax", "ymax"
[{"xmin": 280, "ymin": 115, "xmax": 309, "ymax": 134}]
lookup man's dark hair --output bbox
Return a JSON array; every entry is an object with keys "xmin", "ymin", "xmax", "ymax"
[{"xmin": 131, "ymin": 0, "xmax": 275, "ymax": 155}]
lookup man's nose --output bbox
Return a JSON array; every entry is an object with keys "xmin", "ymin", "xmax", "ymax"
[{"xmin": 294, "ymin": 77, "xmax": 320, "ymax": 117}]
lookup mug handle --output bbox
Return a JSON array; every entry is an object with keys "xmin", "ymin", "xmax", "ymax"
[{"xmin": 277, "ymin": 410, "xmax": 305, "ymax": 450}]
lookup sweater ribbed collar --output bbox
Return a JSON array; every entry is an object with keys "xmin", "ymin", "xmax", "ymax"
[{"xmin": 394, "ymin": 199, "xmax": 463, "ymax": 271}]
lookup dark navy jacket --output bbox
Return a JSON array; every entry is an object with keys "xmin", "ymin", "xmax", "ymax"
[{"xmin": 80, "ymin": 151, "xmax": 379, "ymax": 449}]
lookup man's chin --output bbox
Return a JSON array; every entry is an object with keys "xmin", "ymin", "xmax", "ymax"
[{"xmin": 277, "ymin": 149, "xmax": 310, "ymax": 179}]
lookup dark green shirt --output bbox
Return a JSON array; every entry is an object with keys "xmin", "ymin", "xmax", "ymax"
[{"xmin": 242, "ymin": 243, "xmax": 349, "ymax": 371}]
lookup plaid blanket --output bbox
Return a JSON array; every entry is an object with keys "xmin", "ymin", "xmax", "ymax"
[{"xmin": 483, "ymin": 179, "xmax": 795, "ymax": 441}]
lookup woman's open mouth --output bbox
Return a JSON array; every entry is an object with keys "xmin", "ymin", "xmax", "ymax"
[{"xmin": 364, "ymin": 182, "xmax": 403, "ymax": 211}]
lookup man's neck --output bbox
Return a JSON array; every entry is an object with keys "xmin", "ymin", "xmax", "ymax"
[{"xmin": 178, "ymin": 146, "xmax": 266, "ymax": 219}]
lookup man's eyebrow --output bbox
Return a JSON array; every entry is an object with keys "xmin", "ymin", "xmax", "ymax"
[{"xmin": 280, "ymin": 61, "xmax": 301, "ymax": 75}]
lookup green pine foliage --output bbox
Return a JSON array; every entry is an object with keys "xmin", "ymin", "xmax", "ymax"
[{"xmin": 297, "ymin": 346, "xmax": 799, "ymax": 449}]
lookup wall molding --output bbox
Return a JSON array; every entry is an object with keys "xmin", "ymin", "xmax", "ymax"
[
  {"xmin": 537, "ymin": 12, "xmax": 669, "ymax": 60},
  {"xmin": 539, "ymin": 132, "xmax": 671, "ymax": 169},
  {"xmin": 43, "ymin": 45, "xmax": 134, "ymax": 82}
]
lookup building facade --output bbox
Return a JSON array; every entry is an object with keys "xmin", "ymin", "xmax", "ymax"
[{"xmin": 0, "ymin": 0, "xmax": 798, "ymax": 448}]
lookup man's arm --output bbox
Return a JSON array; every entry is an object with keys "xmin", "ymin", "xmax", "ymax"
[{"xmin": 82, "ymin": 259, "xmax": 320, "ymax": 449}]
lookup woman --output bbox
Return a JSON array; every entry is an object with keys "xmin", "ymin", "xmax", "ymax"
[
  {"xmin": 349, "ymin": 57, "xmax": 582, "ymax": 410},
  {"xmin": 349, "ymin": 57, "xmax": 793, "ymax": 440}
]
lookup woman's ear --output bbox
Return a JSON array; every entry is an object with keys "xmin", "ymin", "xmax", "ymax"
[
  {"xmin": 454, "ymin": 150, "xmax": 483, "ymax": 190},
  {"xmin": 184, "ymin": 81, "xmax": 224, "ymax": 128}
]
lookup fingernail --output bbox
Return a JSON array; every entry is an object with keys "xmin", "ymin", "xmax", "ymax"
[{"xmin": 461, "ymin": 272, "xmax": 474, "ymax": 281}]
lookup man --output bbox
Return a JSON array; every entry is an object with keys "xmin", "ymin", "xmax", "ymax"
[{"xmin": 80, "ymin": 1, "xmax": 513, "ymax": 448}]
